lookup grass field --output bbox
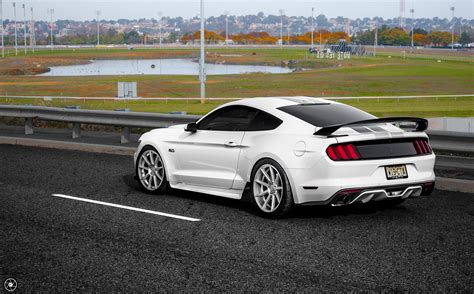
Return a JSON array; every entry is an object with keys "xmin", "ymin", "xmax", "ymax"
[{"xmin": 0, "ymin": 46, "xmax": 472, "ymax": 117}]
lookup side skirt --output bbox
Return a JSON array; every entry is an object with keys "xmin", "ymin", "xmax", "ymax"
[{"xmin": 170, "ymin": 182, "xmax": 244, "ymax": 200}]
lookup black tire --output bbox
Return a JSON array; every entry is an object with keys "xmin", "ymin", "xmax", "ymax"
[
  {"xmin": 135, "ymin": 146, "xmax": 168, "ymax": 194},
  {"xmin": 250, "ymin": 158, "xmax": 294, "ymax": 218}
]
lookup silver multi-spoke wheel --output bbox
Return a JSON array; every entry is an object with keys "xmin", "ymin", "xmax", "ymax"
[
  {"xmin": 137, "ymin": 149, "xmax": 165, "ymax": 191},
  {"xmin": 253, "ymin": 164, "xmax": 284, "ymax": 213}
]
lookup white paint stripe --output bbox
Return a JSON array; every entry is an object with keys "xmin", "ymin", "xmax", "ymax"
[{"xmin": 51, "ymin": 194, "xmax": 200, "ymax": 222}]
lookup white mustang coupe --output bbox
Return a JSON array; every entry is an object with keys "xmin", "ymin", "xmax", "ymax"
[{"xmin": 134, "ymin": 97, "xmax": 435, "ymax": 218}]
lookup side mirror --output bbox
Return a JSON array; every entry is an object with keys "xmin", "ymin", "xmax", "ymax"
[{"xmin": 185, "ymin": 122, "xmax": 198, "ymax": 133}]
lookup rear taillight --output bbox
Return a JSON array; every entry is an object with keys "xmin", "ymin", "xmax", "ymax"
[
  {"xmin": 326, "ymin": 138, "xmax": 432, "ymax": 161},
  {"xmin": 413, "ymin": 138, "xmax": 432, "ymax": 155},
  {"xmin": 326, "ymin": 144, "xmax": 360, "ymax": 161}
]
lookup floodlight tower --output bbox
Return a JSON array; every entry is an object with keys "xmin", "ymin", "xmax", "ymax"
[
  {"xmin": 47, "ymin": 8, "xmax": 54, "ymax": 51},
  {"xmin": 13, "ymin": 2, "xmax": 18, "ymax": 56},
  {"xmin": 199, "ymin": 0, "xmax": 205, "ymax": 103},
  {"xmin": 224, "ymin": 10, "xmax": 229, "ymax": 45},
  {"xmin": 22, "ymin": 3, "xmax": 27, "ymax": 54},
  {"xmin": 157, "ymin": 11, "xmax": 162, "ymax": 47},
  {"xmin": 95, "ymin": 10, "xmax": 101, "ymax": 46},
  {"xmin": 0, "ymin": 0, "xmax": 4, "ymax": 58},
  {"xmin": 399, "ymin": 0, "xmax": 405, "ymax": 28},
  {"xmin": 279, "ymin": 9, "xmax": 284, "ymax": 47},
  {"xmin": 410, "ymin": 8, "xmax": 415, "ymax": 47},
  {"xmin": 450, "ymin": 6, "xmax": 455, "ymax": 50}
]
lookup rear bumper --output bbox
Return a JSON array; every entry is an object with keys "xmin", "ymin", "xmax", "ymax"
[
  {"xmin": 301, "ymin": 181, "xmax": 435, "ymax": 206},
  {"xmin": 286, "ymin": 153, "xmax": 436, "ymax": 204}
]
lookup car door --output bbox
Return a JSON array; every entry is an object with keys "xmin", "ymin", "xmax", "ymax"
[{"xmin": 174, "ymin": 106, "xmax": 258, "ymax": 189}]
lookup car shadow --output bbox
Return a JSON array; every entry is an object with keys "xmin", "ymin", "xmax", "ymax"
[
  {"xmin": 123, "ymin": 173, "xmax": 411, "ymax": 219},
  {"xmin": 291, "ymin": 202, "xmax": 410, "ymax": 219}
]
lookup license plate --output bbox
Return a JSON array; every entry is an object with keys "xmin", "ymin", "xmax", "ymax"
[{"xmin": 385, "ymin": 165, "xmax": 408, "ymax": 180}]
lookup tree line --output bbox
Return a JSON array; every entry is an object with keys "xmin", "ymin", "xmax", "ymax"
[
  {"xmin": 354, "ymin": 25, "xmax": 473, "ymax": 47},
  {"xmin": 1, "ymin": 27, "xmax": 472, "ymax": 47}
]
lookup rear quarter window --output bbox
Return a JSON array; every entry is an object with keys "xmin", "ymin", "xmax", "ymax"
[{"xmin": 247, "ymin": 111, "xmax": 283, "ymax": 131}]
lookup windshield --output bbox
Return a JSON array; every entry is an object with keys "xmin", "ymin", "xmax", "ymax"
[{"xmin": 278, "ymin": 103, "xmax": 376, "ymax": 127}]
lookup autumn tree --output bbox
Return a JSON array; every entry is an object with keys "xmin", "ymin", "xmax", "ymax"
[
  {"xmin": 180, "ymin": 30, "xmax": 225, "ymax": 44},
  {"xmin": 413, "ymin": 33, "xmax": 430, "ymax": 46},
  {"xmin": 379, "ymin": 28, "xmax": 410, "ymax": 46},
  {"xmin": 231, "ymin": 32, "xmax": 277, "ymax": 45},
  {"xmin": 327, "ymin": 31, "xmax": 351, "ymax": 44},
  {"xmin": 427, "ymin": 31, "xmax": 455, "ymax": 47},
  {"xmin": 194, "ymin": 30, "xmax": 225, "ymax": 44}
]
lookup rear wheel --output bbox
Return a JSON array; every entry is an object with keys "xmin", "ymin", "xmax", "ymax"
[
  {"xmin": 136, "ymin": 146, "xmax": 168, "ymax": 193},
  {"xmin": 250, "ymin": 159, "xmax": 294, "ymax": 218}
]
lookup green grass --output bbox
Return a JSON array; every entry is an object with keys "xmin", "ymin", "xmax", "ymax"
[{"xmin": 0, "ymin": 47, "xmax": 473, "ymax": 117}]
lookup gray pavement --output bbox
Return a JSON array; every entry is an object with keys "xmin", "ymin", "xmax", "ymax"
[{"xmin": 1, "ymin": 145, "xmax": 473, "ymax": 292}]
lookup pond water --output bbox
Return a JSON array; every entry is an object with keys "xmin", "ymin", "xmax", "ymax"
[{"xmin": 40, "ymin": 58, "xmax": 294, "ymax": 76}]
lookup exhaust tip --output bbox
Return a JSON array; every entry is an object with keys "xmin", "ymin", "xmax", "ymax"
[{"xmin": 421, "ymin": 181, "xmax": 435, "ymax": 196}]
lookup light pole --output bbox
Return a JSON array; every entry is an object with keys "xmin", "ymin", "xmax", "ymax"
[
  {"xmin": 224, "ymin": 10, "xmax": 229, "ymax": 45},
  {"xmin": 95, "ymin": 10, "xmax": 101, "ymax": 46},
  {"xmin": 47, "ymin": 9, "xmax": 54, "ymax": 51},
  {"xmin": 410, "ymin": 8, "xmax": 414, "ymax": 47},
  {"xmin": 13, "ymin": 2, "xmax": 18, "ymax": 56},
  {"xmin": 279, "ymin": 9, "xmax": 284, "ymax": 47},
  {"xmin": 311, "ymin": 6, "xmax": 314, "ymax": 49},
  {"xmin": 318, "ymin": 12, "xmax": 322, "ymax": 47},
  {"xmin": 157, "ymin": 11, "xmax": 162, "ymax": 47},
  {"xmin": 30, "ymin": 7, "xmax": 35, "ymax": 53},
  {"xmin": 373, "ymin": 19, "xmax": 378, "ymax": 57},
  {"xmin": 22, "ymin": 3, "xmax": 26, "ymax": 54},
  {"xmin": 199, "ymin": 0, "xmax": 205, "ymax": 103},
  {"xmin": 0, "ymin": 0, "xmax": 4, "ymax": 58},
  {"xmin": 287, "ymin": 19, "xmax": 291, "ymax": 45},
  {"xmin": 450, "ymin": 6, "xmax": 455, "ymax": 50}
]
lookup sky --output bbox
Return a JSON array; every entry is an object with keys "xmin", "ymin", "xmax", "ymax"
[{"xmin": 0, "ymin": 0, "xmax": 472, "ymax": 22}]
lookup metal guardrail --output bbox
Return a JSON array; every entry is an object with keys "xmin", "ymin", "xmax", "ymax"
[
  {"xmin": 0, "ymin": 105, "xmax": 200, "ymax": 143},
  {"xmin": 0, "ymin": 105, "xmax": 472, "ymax": 153},
  {"xmin": 427, "ymin": 130, "xmax": 474, "ymax": 154},
  {"xmin": 427, "ymin": 117, "xmax": 474, "ymax": 133}
]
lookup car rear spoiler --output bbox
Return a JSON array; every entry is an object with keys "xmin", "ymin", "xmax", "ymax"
[{"xmin": 313, "ymin": 117, "xmax": 429, "ymax": 136}]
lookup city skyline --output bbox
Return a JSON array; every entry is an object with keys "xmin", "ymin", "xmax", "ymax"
[{"xmin": 0, "ymin": 0, "xmax": 472, "ymax": 22}]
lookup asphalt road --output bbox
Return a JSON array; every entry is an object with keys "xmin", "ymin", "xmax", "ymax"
[{"xmin": 1, "ymin": 145, "xmax": 473, "ymax": 292}]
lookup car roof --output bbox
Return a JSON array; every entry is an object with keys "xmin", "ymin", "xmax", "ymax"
[{"xmin": 224, "ymin": 96, "xmax": 336, "ymax": 113}]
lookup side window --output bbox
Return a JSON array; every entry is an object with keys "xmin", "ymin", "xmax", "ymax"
[
  {"xmin": 247, "ymin": 111, "xmax": 283, "ymax": 131},
  {"xmin": 197, "ymin": 106, "xmax": 258, "ymax": 131}
]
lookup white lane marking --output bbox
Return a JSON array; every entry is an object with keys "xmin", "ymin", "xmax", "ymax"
[{"xmin": 51, "ymin": 194, "xmax": 201, "ymax": 222}]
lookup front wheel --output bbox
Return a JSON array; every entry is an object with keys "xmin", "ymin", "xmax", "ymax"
[
  {"xmin": 250, "ymin": 159, "xmax": 294, "ymax": 218},
  {"xmin": 136, "ymin": 146, "xmax": 168, "ymax": 193}
]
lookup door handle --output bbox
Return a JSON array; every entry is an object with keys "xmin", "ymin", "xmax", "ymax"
[{"xmin": 224, "ymin": 141, "xmax": 238, "ymax": 147}]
